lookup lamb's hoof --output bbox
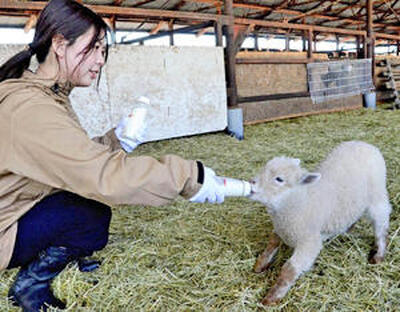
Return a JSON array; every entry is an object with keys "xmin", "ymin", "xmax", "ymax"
[
  {"xmin": 368, "ymin": 250, "xmax": 384, "ymax": 264},
  {"xmin": 261, "ymin": 294, "xmax": 280, "ymax": 306},
  {"xmin": 254, "ymin": 262, "xmax": 271, "ymax": 274},
  {"xmin": 369, "ymin": 254, "xmax": 384, "ymax": 264}
]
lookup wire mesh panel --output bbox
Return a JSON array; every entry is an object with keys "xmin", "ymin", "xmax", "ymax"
[{"xmin": 307, "ymin": 59, "xmax": 374, "ymax": 104}]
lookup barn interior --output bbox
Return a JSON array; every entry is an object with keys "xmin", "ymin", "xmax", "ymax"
[
  {"xmin": 1, "ymin": 2, "xmax": 400, "ymax": 311},
  {"xmin": 2, "ymin": 1, "xmax": 400, "ymax": 140}
]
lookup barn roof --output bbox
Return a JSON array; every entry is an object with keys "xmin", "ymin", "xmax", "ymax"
[{"xmin": 1, "ymin": 1, "xmax": 399, "ymax": 41}]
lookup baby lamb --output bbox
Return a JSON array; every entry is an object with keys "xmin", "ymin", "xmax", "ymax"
[{"xmin": 249, "ymin": 141, "xmax": 391, "ymax": 305}]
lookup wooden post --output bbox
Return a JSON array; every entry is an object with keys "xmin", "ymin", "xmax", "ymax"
[
  {"xmin": 254, "ymin": 31, "xmax": 259, "ymax": 51},
  {"xmin": 307, "ymin": 29, "xmax": 313, "ymax": 59},
  {"xmin": 224, "ymin": 0, "xmax": 238, "ymax": 107},
  {"xmin": 367, "ymin": 0, "xmax": 373, "ymax": 58},
  {"xmin": 363, "ymin": 35, "xmax": 368, "ymax": 58},
  {"xmin": 24, "ymin": 14, "xmax": 37, "ymax": 33},
  {"xmin": 215, "ymin": 21, "xmax": 223, "ymax": 47},
  {"xmin": 169, "ymin": 21, "xmax": 174, "ymax": 46},
  {"xmin": 367, "ymin": 0, "xmax": 375, "ymax": 82},
  {"xmin": 313, "ymin": 33, "xmax": 317, "ymax": 52},
  {"xmin": 397, "ymin": 41, "xmax": 399, "ymax": 56},
  {"xmin": 356, "ymin": 36, "xmax": 361, "ymax": 58},
  {"xmin": 285, "ymin": 35, "xmax": 290, "ymax": 51},
  {"xmin": 336, "ymin": 35, "xmax": 340, "ymax": 51}
]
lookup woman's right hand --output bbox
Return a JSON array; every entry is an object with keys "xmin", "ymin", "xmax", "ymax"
[{"xmin": 189, "ymin": 167, "xmax": 225, "ymax": 204}]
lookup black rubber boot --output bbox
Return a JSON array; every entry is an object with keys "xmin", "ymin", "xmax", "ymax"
[
  {"xmin": 8, "ymin": 246, "xmax": 78, "ymax": 312},
  {"xmin": 78, "ymin": 257, "xmax": 101, "ymax": 272}
]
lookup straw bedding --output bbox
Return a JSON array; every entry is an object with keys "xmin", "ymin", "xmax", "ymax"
[{"xmin": 1, "ymin": 106, "xmax": 400, "ymax": 311}]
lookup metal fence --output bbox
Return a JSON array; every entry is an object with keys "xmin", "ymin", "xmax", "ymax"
[{"xmin": 307, "ymin": 59, "xmax": 374, "ymax": 104}]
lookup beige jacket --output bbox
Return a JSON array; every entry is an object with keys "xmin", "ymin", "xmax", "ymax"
[{"xmin": 0, "ymin": 71, "xmax": 202, "ymax": 270}]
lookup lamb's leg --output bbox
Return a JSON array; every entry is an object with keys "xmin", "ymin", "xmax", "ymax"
[
  {"xmin": 367, "ymin": 201, "xmax": 391, "ymax": 264},
  {"xmin": 254, "ymin": 232, "xmax": 281, "ymax": 273},
  {"xmin": 261, "ymin": 239, "xmax": 322, "ymax": 306}
]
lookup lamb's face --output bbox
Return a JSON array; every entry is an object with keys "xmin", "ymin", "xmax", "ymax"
[{"xmin": 248, "ymin": 157, "xmax": 307, "ymax": 208}]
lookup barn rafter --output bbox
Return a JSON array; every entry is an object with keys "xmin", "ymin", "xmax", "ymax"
[{"xmin": 1, "ymin": 0, "xmax": 400, "ymax": 37}]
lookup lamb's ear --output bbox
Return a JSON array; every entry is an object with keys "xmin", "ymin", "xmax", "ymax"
[{"xmin": 300, "ymin": 172, "xmax": 321, "ymax": 185}]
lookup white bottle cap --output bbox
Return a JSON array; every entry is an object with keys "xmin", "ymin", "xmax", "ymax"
[{"xmin": 137, "ymin": 96, "xmax": 150, "ymax": 106}]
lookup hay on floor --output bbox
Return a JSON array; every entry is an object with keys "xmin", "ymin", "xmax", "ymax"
[{"xmin": 1, "ymin": 106, "xmax": 400, "ymax": 311}]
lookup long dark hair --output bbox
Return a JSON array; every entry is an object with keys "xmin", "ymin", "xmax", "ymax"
[{"xmin": 0, "ymin": 0, "xmax": 109, "ymax": 83}]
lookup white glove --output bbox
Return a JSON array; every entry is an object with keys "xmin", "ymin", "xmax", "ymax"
[
  {"xmin": 190, "ymin": 167, "xmax": 225, "ymax": 204},
  {"xmin": 114, "ymin": 116, "xmax": 146, "ymax": 153}
]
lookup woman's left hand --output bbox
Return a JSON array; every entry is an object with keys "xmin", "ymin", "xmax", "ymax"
[{"xmin": 114, "ymin": 116, "xmax": 146, "ymax": 153}]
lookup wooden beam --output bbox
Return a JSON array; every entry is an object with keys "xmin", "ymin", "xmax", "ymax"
[
  {"xmin": 0, "ymin": 1, "xmax": 230, "ymax": 23},
  {"xmin": 103, "ymin": 16, "xmax": 116, "ymax": 31},
  {"xmin": 24, "ymin": 13, "xmax": 37, "ymax": 33},
  {"xmin": 236, "ymin": 58, "xmax": 315, "ymax": 64},
  {"xmin": 285, "ymin": 34, "xmax": 289, "ymax": 51},
  {"xmin": 243, "ymin": 105, "xmax": 362, "ymax": 126},
  {"xmin": 238, "ymin": 92, "xmax": 310, "ymax": 104},
  {"xmin": 168, "ymin": 20, "xmax": 174, "ymax": 46},
  {"xmin": 196, "ymin": 26, "xmax": 212, "ymax": 37},
  {"xmin": 374, "ymin": 32, "xmax": 400, "ymax": 40},
  {"xmin": 5, "ymin": 0, "xmax": 400, "ymax": 33},
  {"xmin": 120, "ymin": 21, "xmax": 213, "ymax": 44},
  {"xmin": 188, "ymin": 0, "xmax": 363, "ymax": 23},
  {"xmin": 363, "ymin": 35, "xmax": 368, "ymax": 58},
  {"xmin": 367, "ymin": 0, "xmax": 375, "ymax": 84},
  {"xmin": 186, "ymin": 0, "xmax": 400, "ymax": 31},
  {"xmin": 250, "ymin": 0, "xmax": 290, "ymax": 20},
  {"xmin": 214, "ymin": 21, "xmax": 223, "ymax": 46},
  {"xmin": 3, "ymin": 0, "xmax": 400, "ymax": 42},
  {"xmin": 254, "ymin": 30, "xmax": 259, "ymax": 51},
  {"xmin": 233, "ymin": 24, "xmax": 255, "ymax": 53},
  {"xmin": 356, "ymin": 35, "xmax": 361, "ymax": 58},
  {"xmin": 367, "ymin": 0, "xmax": 374, "ymax": 59},
  {"xmin": 150, "ymin": 21, "xmax": 166, "ymax": 34},
  {"xmin": 308, "ymin": 28, "xmax": 313, "ymax": 58},
  {"xmin": 235, "ymin": 17, "xmax": 366, "ymax": 36},
  {"xmin": 224, "ymin": 0, "xmax": 238, "ymax": 107},
  {"xmin": 285, "ymin": 0, "xmax": 330, "ymax": 23}
]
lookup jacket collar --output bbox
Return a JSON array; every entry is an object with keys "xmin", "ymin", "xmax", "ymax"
[{"xmin": 21, "ymin": 70, "xmax": 74, "ymax": 101}]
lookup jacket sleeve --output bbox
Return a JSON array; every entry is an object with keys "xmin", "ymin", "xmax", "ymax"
[{"xmin": 8, "ymin": 98, "xmax": 202, "ymax": 206}]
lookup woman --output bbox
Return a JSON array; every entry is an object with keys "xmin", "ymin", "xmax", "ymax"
[{"xmin": 0, "ymin": 0, "xmax": 225, "ymax": 311}]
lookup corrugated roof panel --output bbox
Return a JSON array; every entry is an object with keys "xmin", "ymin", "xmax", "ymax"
[{"xmin": 1, "ymin": 0, "xmax": 400, "ymax": 37}]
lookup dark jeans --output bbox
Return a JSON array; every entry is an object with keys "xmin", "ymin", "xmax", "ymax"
[{"xmin": 8, "ymin": 191, "xmax": 112, "ymax": 269}]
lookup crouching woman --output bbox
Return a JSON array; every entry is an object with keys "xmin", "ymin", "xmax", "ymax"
[{"xmin": 0, "ymin": 0, "xmax": 225, "ymax": 311}]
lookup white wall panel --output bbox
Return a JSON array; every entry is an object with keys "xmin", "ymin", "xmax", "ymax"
[{"xmin": 1, "ymin": 44, "xmax": 227, "ymax": 141}]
